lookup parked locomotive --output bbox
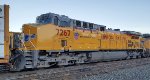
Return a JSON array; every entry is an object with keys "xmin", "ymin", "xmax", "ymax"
[{"xmin": 0, "ymin": 5, "xmax": 150, "ymax": 71}]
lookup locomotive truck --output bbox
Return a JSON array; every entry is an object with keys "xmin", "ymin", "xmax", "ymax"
[{"xmin": 0, "ymin": 5, "xmax": 150, "ymax": 71}]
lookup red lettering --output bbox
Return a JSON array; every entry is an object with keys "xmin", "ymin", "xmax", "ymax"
[
  {"xmin": 67, "ymin": 30, "xmax": 70, "ymax": 36},
  {"xmin": 56, "ymin": 29, "xmax": 59, "ymax": 35},
  {"xmin": 60, "ymin": 29, "xmax": 63, "ymax": 36},
  {"xmin": 64, "ymin": 30, "xmax": 67, "ymax": 36},
  {"xmin": 56, "ymin": 29, "xmax": 71, "ymax": 36}
]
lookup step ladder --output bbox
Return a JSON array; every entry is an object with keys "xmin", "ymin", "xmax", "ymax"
[{"xmin": 24, "ymin": 50, "xmax": 34, "ymax": 69}]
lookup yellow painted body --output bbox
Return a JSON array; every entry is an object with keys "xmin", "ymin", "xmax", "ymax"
[
  {"xmin": 144, "ymin": 38, "xmax": 150, "ymax": 49},
  {"xmin": 127, "ymin": 36, "xmax": 141, "ymax": 49},
  {"xmin": 23, "ymin": 23, "xmax": 142, "ymax": 51},
  {"xmin": 100, "ymin": 32, "xmax": 127, "ymax": 50}
]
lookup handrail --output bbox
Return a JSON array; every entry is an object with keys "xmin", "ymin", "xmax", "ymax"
[{"xmin": 29, "ymin": 41, "xmax": 36, "ymax": 50}]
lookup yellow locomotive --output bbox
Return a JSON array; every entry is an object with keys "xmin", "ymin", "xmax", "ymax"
[
  {"xmin": 0, "ymin": 5, "xmax": 150, "ymax": 71},
  {"xmin": 23, "ymin": 24, "xmax": 141, "ymax": 51}
]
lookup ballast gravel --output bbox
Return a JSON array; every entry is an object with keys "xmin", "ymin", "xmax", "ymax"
[
  {"xmin": 82, "ymin": 64, "xmax": 150, "ymax": 80},
  {"xmin": 1, "ymin": 58, "xmax": 150, "ymax": 80}
]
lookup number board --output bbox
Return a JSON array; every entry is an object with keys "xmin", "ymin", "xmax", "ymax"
[{"xmin": 56, "ymin": 29, "xmax": 71, "ymax": 36}]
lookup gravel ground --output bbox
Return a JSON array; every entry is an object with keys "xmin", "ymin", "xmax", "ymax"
[
  {"xmin": 82, "ymin": 64, "xmax": 150, "ymax": 80},
  {"xmin": 1, "ymin": 58, "xmax": 150, "ymax": 80}
]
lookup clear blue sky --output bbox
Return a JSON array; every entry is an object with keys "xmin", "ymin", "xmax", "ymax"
[{"xmin": 1, "ymin": 0, "xmax": 150, "ymax": 33}]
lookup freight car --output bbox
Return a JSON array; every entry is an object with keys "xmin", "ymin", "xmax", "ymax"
[{"xmin": 0, "ymin": 5, "xmax": 150, "ymax": 71}]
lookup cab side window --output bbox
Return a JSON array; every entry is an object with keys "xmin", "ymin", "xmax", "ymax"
[
  {"xmin": 54, "ymin": 16, "xmax": 59, "ymax": 25},
  {"xmin": 100, "ymin": 27, "xmax": 105, "ymax": 31},
  {"xmin": 83, "ymin": 22, "xmax": 88, "ymax": 28},
  {"xmin": 76, "ymin": 20, "xmax": 81, "ymax": 27},
  {"xmin": 89, "ymin": 23, "xmax": 93, "ymax": 29}
]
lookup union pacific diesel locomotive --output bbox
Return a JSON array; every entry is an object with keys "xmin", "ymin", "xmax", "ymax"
[{"xmin": 0, "ymin": 5, "xmax": 150, "ymax": 71}]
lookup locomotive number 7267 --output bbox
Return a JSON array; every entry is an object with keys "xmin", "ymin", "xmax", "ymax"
[{"xmin": 56, "ymin": 29, "xmax": 71, "ymax": 36}]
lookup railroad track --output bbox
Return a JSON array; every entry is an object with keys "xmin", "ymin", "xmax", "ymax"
[{"xmin": 1, "ymin": 58, "xmax": 150, "ymax": 80}]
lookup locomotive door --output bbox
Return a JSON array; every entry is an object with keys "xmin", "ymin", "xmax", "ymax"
[{"xmin": 61, "ymin": 39, "xmax": 69, "ymax": 51}]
